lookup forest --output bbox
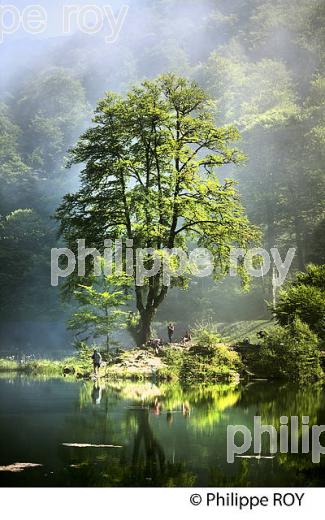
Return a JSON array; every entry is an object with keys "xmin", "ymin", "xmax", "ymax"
[
  {"xmin": 0, "ymin": 0, "xmax": 324, "ymax": 365},
  {"xmin": 1, "ymin": 0, "xmax": 325, "ymax": 493}
]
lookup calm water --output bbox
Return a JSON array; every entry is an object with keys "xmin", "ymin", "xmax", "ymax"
[{"xmin": 0, "ymin": 375, "xmax": 325, "ymax": 487}]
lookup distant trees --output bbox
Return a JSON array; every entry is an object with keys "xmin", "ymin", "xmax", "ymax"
[
  {"xmin": 12, "ymin": 68, "xmax": 89, "ymax": 179},
  {"xmin": 0, "ymin": 68, "xmax": 88, "ymax": 321},
  {"xmin": 0, "ymin": 104, "xmax": 31, "ymax": 214},
  {"xmin": 0, "ymin": 0, "xmax": 324, "ymax": 330},
  {"xmin": 201, "ymin": 52, "xmax": 325, "ymax": 268}
]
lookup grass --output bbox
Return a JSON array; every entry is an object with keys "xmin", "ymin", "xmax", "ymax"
[
  {"xmin": 0, "ymin": 358, "xmax": 63, "ymax": 376},
  {"xmin": 0, "ymin": 357, "xmax": 94, "ymax": 378},
  {"xmin": 0, "ymin": 345, "xmax": 242, "ymax": 383},
  {"xmin": 217, "ymin": 319, "xmax": 274, "ymax": 344}
]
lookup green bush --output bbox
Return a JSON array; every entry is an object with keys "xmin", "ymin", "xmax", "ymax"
[
  {"xmin": 159, "ymin": 347, "xmax": 184, "ymax": 379},
  {"xmin": 256, "ymin": 318, "xmax": 323, "ymax": 382},
  {"xmin": 192, "ymin": 322, "xmax": 223, "ymax": 348},
  {"xmin": 155, "ymin": 322, "xmax": 242, "ymax": 383},
  {"xmin": 274, "ymin": 264, "xmax": 325, "ymax": 344},
  {"xmin": 180, "ymin": 343, "xmax": 242, "ymax": 383}
]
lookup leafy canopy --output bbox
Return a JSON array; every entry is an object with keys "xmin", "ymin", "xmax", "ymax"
[
  {"xmin": 57, "ymin": 74, "xmax": 258, "ymax": 342},
  {"xmin": 59, "ymin": 73, "xmax": 257, "ymax": 274}
]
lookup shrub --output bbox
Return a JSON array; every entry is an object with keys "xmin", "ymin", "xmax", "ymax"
[
  {"xmin": 256, "ymin": 318, "xmax": 323, "ymax": 382},
  {"xmin": 180, "ymin": 343, "xmax": 242, "ymax": 383},
  {"xmin": 159, "ymin": 347, "xmax": 184, "ymax": 379},
  {"xmin": 165, "ymin": 321, "xmax": 242, "ymax": 382},
  {"xmin": 274, "ymin": 264, "xmax": 325, "ymax": 344},
  {"xmin": 192, "ymin": 322, "xmax": 222, "ymax": 348}
]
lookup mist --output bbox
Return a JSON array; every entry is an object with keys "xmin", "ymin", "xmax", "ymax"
[{"xmin": 0, "ymin": 0, "xmax": 324, "ymax": 353}]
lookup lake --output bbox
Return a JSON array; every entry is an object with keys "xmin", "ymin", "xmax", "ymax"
[{"xmin": 0, "ymin": 375, "xmax": 325, "ymax": 486}]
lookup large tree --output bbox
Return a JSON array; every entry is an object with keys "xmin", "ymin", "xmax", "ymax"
[{"xmin": 57, "ymin": 74, "xmax": 258, "ymax": 345}]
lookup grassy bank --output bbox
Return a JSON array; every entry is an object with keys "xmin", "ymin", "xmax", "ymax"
[
  {"xmin": 0, "ymin": 358, "xmax": 64, "ymax": 376},
  {"xmin": 0, "ymin": 320, "xmax": 271, "ymax": 381},
  {"xmin": 1, "ymin": 318, "xmax": 323, "ymax": 383},
  {"xmin": 0, "ymin": 357, "xmax": 94, "ymax": 378},
  {"xmin": 0, "ymin": 342, "xmax": 242, "ymax": 383}
]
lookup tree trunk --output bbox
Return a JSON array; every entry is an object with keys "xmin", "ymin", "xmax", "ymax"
[
  {"xmin": 133, "ymin": 282, "xmax": 169, "ymax": 347},
  {"xmin": 127, "ymin": 307, "xmax": 157, "ymax": 347},
  {"xmin": 138, "ymin": 307, "xmax": 157, "ymax": 346}
]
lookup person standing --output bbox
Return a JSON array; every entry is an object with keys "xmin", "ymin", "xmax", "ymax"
[
  {"xmin": 167, "ymin": 322, "xmax": 175, "ymax": 343},
  {"xmin": 91, "ymin": 349, "xmax": 102, "ymax": 376}
]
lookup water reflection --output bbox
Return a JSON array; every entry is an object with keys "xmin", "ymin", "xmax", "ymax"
[{"xmin": 0, "ymin": 377, "xmax": 325, "ymax": 486}]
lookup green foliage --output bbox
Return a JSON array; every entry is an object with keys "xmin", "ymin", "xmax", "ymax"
[
  {"xmin": 0, "ymin": 103, "xmax": 30, "ymax": 190},
  {"xmin": 217, "ymin": 319, "xmax": 274, "ymax": 343},
  {"xmin": 1, "ymin": 0, "xmax": 325, "ymax": 333},
  {"xmin": 13, "ymin": 67, "xmax": 89, "ymax": 175},
  {"xmin": 73, "ymin": 341, "xmax": 94, "ymax": 368},
  {"xmin": 57, "ymin": 74, "xmax": 258, "ymax": 344},
  {"xmin": 165, "ymin": 321, "xmax": 280, "ymax": 383},
  {"xmin": 201, "ymin": 54, "xmax": 299, "ymax": 129},
  {"xmin": 157, "ymin": 339, "xmax": 242, "ymax": 383},
  {"xmin": 295, "ymin": 264, "xmax": 325, "ymax": 289},
  {"xmin": 69, "ymin": 272, "xmax": 131, "ymax": 349},
  {"xmin": 0, "ymin": 358, "xmax": 20, "ymax": 371},
  {"xmin": 192, "ymin": 321, "xmax": 222, "ymax": 348},
  {"xmin": 180, "ymin": 346, "xmax": 241, "ymax": 383},
  {"xmin": 274, "ymin": 264, "xmax": 325, "ymax": 343},
  {"xmin": 0, "ymin": 354, "xmax": 93, "ymax": 378},
  {"xmin": 180, "ymin": 342, "xmax": 242, "ymax": 383},
  {"xmin": 0, "ymin": 67, "xmax": 88, "ymax": 321},
  {"xmin": 256, "ymin": 319, "xmax": 323, "ymax": 382},
  {"xmin": 0, "ymin": 358, "xmax": 63, "ymax": 376},
  {"xmin": 159, "ymin": 347, "xmax": 185, "ymax": 379},
  {"xmin": 0, "ymin": 208, "xmax": 50, "ymax": 314}
]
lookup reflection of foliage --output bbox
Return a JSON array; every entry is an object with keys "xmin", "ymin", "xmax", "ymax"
[
  {"xmin": 242, "ymin": 382, "xmax": 324, "ymax": 428},
  {"xmin": 60, "ymin": 379, "xmax": 325, "ymax": 486},
  {"xmin": 129, "ymin": 409, "xmax": 166, "ymax": 484},
  {"xmin": 62, "ymin": 380, "xmax": 199, "ymax": 486},
  {"xmin": 209, "ymin": 459, "xmax": 250, "ymax": 487},
  {"xmin": 101, "ymin": 380, "xmax": 240, "ymax": 412},
  {"xmin": 276, "ymin": 452, "xmax": 325, "ymax": 486},
  {"xmin": 238, "ymin": 381, "xmax": 325, "ymax": 474},
  {"xmin": 84, "ymin": 380, "xmax": 241, "ymax": 433},
  {"xmin": 103, "ymin": 381, "xmax": 163, "ymax": 402},
  {"xmin": 190, "ymin": 389, "xmax": 240, "ymax": 432}
]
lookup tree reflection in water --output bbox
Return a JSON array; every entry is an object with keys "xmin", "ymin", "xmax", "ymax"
[{"xmin": 57, "ymin": 379, "xmax": 325, "ymax": 487}]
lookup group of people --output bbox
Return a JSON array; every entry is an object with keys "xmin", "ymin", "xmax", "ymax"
[
  {"xmin": 148, "ymin": 323, "xmax": 192, "ymax": 354},
  {"xmin": 168, "ymin": 322, "xmax": 192, "ymax": 345},
  {"xmin": 166, "ymin": 322, "xmax": 192, "ymax": 344},
  {"xmin": 90, "ymin": 321, "xmax": 192, "ymax": 375}
]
